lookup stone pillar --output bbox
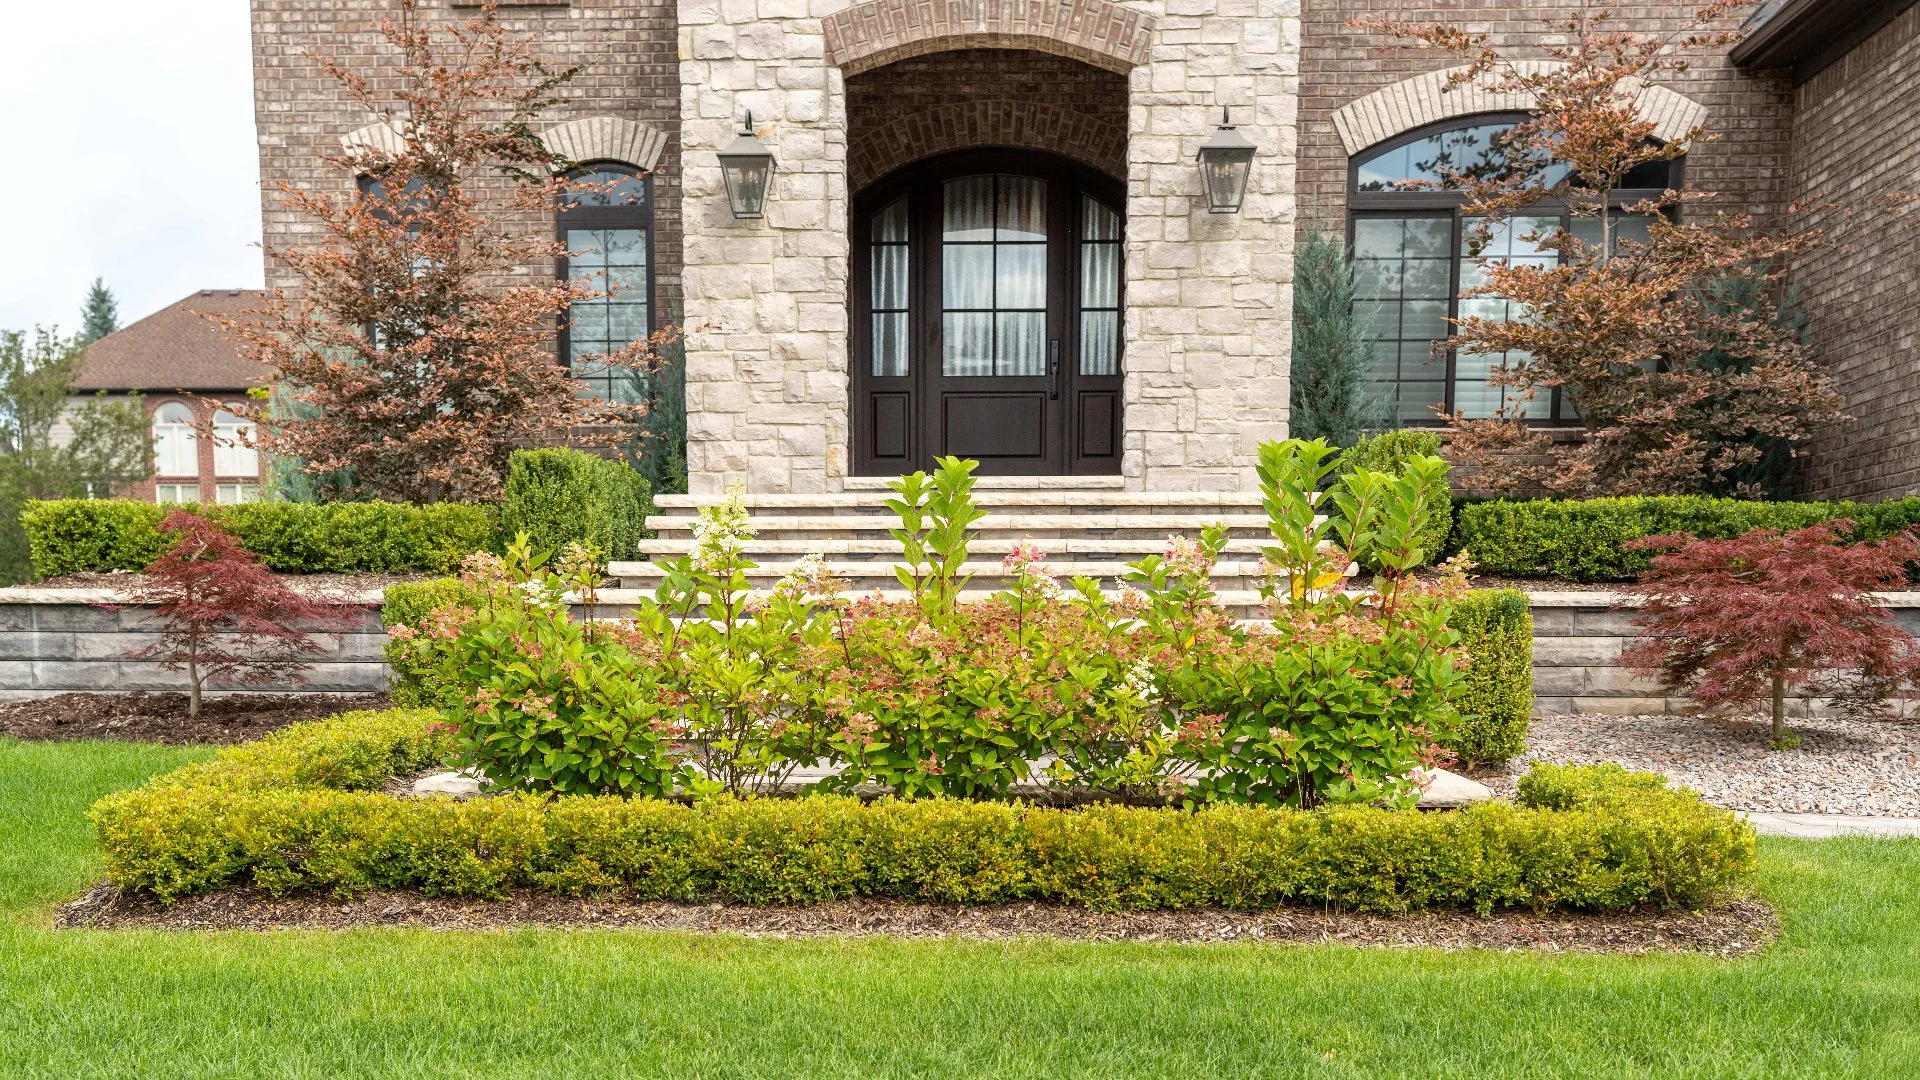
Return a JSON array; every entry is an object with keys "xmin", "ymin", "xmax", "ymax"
[
  {"xmin": 1124, "ymin": 0, "xmax": 1300, "ymax": 491},
  {"xmin": 679, "ymin": 0, "xmax": 849, "ymax": 494}
]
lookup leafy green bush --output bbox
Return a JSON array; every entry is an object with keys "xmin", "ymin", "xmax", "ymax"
[
  {"xmin": 20, "ymin": 499, "xmax": 167, "ymax": 578},
  {"xmin": 422, "ymin": 446, "xmax": 1467, "ymax": 808},
  {"xmin": 499, "ymin": 448, "xmax": 652, "ymax": 564},
  {"xmin": 1334, "ymin": 429, "xmax": 1453, "ymax": 568},
  {"xmin": 379, "ymin": 579, "xmax": 487, "ymax": 706},
  {"xmin": 21, "ymin": 499, "xmax": 498, "ymax": 578},
  {"xmin": 91, "ymin": 710, "xmax": 1756, "ymax": 911},
  {"xmin": 1445, "ymin": 589, "xmax": 1534, "ymax": 766},
  {"xmin": 1453, "ymin": 495, "xmax": 1920, "ymax": 581},
  {"xmin": 428, "ymin": 542, "xmax": 688, "ymax": 797}
]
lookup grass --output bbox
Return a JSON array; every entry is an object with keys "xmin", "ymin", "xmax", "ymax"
[{"xmin": 1, "ymin": 736, "xmax": 1918, "ymax": 1078}]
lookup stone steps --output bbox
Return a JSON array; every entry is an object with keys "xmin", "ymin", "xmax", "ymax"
[
  {"xmin": 616, "ymin": 559, "xmax": 1276, "ymax": 593},
  {"xmin": 621, "ymin": 486, "xmax": 1288, "ymax": 607},
  {"xmin": 646, "ymin": 513, "xmax": 1272, "ymax": 540},
  {"xmin": 630, "ymin": 537, "xmax": 1277, "ymax": 557}
]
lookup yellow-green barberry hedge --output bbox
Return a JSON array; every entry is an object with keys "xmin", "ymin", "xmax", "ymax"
[{"xmin": 91, "ymin": 710, "xmax": 1756, "ymax": 913}]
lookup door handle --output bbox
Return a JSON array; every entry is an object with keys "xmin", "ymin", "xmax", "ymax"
[{"xmin": 1048, "ymin": 340, "xmax": 1061, "ymax": 400}]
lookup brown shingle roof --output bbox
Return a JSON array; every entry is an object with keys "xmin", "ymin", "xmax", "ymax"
[{"xmin": 72, "ymin": 289, "xmax": 270, "ymax": 393}]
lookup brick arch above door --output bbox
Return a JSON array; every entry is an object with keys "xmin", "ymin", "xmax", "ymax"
[
  {"xmin": 823, "ymin": 0, "xmax": 1154, "ymax": 78},
  {"xmin": 850, "ymin": 99, "xmax": 1127, "ymax": 190}
]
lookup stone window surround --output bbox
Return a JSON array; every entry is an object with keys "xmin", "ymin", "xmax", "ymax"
[{"xmin": 1331, "ymin": 62, "xmax": 1708, "ymax": 158}]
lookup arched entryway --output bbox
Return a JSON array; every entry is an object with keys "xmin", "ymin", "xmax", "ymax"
[{"xmin": 851, "ymin": 150, "xmax": 1124, "ymax": 475}]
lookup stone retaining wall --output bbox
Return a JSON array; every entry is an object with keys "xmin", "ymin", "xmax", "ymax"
[
  {"xmin": 0, "ymin": 589, "xmax": 389, "ymax": 699},
  {"xmin": 1529, "ymin": 591, "xmax": 1920, "ymax": 717},
  {"xmin": 7, "ymin": 588, "xmax": 1920, "ymax": 714}
]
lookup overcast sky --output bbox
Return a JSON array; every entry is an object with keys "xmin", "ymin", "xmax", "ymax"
[{"xmin": 0, "ymin": 0, "xmax": 262, "ymax": 336}]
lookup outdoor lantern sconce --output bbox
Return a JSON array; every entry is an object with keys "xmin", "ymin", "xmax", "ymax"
[
  {"xmin": 1196, "ymin": 106, "xmax": 1257, "ymax": 214},
  {"xmin": 718, "ymin": 111, "xmax": 776, "ymax": 219}
]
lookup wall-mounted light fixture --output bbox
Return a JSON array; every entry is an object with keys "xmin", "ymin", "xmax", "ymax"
[
  {"xmin": 1195, "ymin": 106, "xmax": 1256, "ymax": 214},
  {"xmin": 718, "ymin": 111, "xmax": 776, "ymax": 219}
]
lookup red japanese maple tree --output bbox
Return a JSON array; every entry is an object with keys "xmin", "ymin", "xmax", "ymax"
[
  {"xmin": 1621, "ymin": 522, "xmax": 1920, "ymax": 748},
  {"xmin": 118, "ymin": 512, "xmax": 356, "ymax": 718}
]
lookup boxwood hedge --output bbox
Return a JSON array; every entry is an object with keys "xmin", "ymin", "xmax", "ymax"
[
  {"xmin": 1452, "ymin": 495, "xmax": 1920, "ymax": 582},
  {"xmin": 91, "ymin": 710, "xmax": 1755, "ymax": 913},
  {"xmin": 22, "ymin": 499, "xmax": 500, "ymax": 578}
]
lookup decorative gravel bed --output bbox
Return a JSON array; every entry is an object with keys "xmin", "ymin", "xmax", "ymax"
[
  {"xmin": 56, "ymin": 883, "xmax": 1776, "ymax": 956},
  {"xmin": 1485, "ymin": 713, "xmax": 1920, "ymax": 817}
]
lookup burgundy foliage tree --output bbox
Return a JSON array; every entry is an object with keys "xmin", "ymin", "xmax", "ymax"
[
  {"xmin": 220, "ymin": 0, "xmax": 675, "ymax": 502},
  {"xmin": 1621, "ymin": 522, "xmax": 1920, "ymax": 747},
  {"xmin": 118, "ymin": 512, "xmax": 356, "ymax": 718},
  {"xmin": 1354, "ymin": 4, "xmax": 1848, "ymax": 498}
]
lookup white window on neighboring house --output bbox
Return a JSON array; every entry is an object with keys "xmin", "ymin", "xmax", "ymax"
[
  {"xmin": 212, "ymin": 409, "xmax": 258, "ymax": 478},
  {"xmin": 155, "ymin": 483, "xmax": 201, "ymax": 504},
  {"xmin": 153, "ymin": 402, "xmax": 198, "ymax": 479},
  {"xmin": 216, "ymin": 483, "xmax": 261, "ymax": 505}
]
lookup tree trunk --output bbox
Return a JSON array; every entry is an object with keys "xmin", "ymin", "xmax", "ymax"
[
  {"xmin": 1771, "ymin": 670, "xmax": 1787, "ymax": 748},
  {"xmin": 188, "ymin": 655, "xmax": 202, "ymax": 719}
]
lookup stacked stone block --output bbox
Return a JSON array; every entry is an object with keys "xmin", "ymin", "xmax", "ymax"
[{"xmin": 679, "ymin": 0, "xmax": 1303, "ymax": 493}]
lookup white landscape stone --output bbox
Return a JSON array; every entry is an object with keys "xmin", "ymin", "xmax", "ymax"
[
  {"xmin": 409, "ymin": 771, "xmax": 485, "ymax": 798},
  {"xmin": 1414, "ymin": 768, "xmax": 1493, "ymax": 809}
]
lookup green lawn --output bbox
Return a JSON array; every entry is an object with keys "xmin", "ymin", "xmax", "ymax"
[{"xmin": 2, "ymin": 737, "xmax": 1917, "ymax": 1079}]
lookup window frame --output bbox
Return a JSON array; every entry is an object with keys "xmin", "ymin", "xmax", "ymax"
[
  {"xmin": 1346, "ymin": 112, "xmax": 1684, "ymax": 425},
  {"xmin": 152, "ymin": 401, "xmax": 199, "ymax": 480},
  {"xmin": 555, "ymin": 161, "xmax": 656, "ymax": 402}
]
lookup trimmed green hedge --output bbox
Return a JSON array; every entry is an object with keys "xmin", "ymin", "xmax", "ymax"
[
  {"xmin": 1452, "ymin": 495, "xmax": 1920, "ymax": 582},
  {"xmin": 22, "ymin": 499, "xmax": 499, "ymax": 579},
  {"xmin": 500, "ymin": 448, "xmax": 652, "ymax": 564},
  {"xmin": 92, "ymin": 710, "xmax": 1756, "ymax": 913},
  {"xmin": 1445, "ymin": 589, "xmax": 1533, "ymax": 767}
]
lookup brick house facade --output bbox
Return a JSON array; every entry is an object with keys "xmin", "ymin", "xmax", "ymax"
[
  {"xmin": 244, "ymin": 0, "xmax": 1920, "ymax": 498},
  {"xmin": 70, "ymin": 289, "xmax": 267, "ymax": 505}
]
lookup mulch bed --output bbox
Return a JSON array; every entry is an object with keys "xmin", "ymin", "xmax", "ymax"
[
  {"xmin": 55, "ymin": 883, "xmax": 1775, "ymax": 955},
  {"xmin": 0, "ymin": 692, "xmax": 390, "ymax": 745}
]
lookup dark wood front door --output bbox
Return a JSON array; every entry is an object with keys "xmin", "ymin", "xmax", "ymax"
[{"xmin": 851, "ymin": 150, "xmax": 1123, "ymax": 476}]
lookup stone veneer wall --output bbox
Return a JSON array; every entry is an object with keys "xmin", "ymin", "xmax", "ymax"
[
  {"xmin": 1530, "ymin": 592, "xmax": 1920, "ymax": 717},
  {"xmin": 0, "ymin": 591, "xmax": 389, "ymax": 699},
  {"xmin": 250, "ymin": 0, "xmax": 685, "ymax": 318},
  {"xmin": 12, "ymin": 588, "xmax": 1920, "ymax": 716},
  {"xmin": 1295, "ymin": 1, "xmax": 1796, "ymax": 234},
  {"xmin": 678, "ymin": 0, "xmax": 1303, "ymax": 494},
  {"xmin": 1786, "ymin": 4, "xmax": 1920, "ymax": 501}
]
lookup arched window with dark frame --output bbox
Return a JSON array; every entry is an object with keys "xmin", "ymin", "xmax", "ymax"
[
  {"xmin": 1348, "ymin": 112, "xmax": 1679, "ymax": 423},
  {"xmin": 557, "ymin": 163, "xmax": 653, "ymax": 403}
]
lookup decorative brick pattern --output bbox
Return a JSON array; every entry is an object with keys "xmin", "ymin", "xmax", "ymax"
[
  {"xmin": 1296, "ymin": 3, "xmax": 1795, "ymax": 228},
  {"xmin": 1787, "ymin": 4, "xmax": 1920, "ymax": 501},
  {"xmin": 1330, "ymin": 61, "xmax": 1707, "ymax": 155},
  {"xmin": 845, "ymin": 48, "xmax": 1129, "ymax": 188},
  {"xmin": 251, "ymin": 0, "xmax": 685, "ymax": 318},
  {"xmin": 823, "ymin": 0, "xmax": 1155, "ymax": 77}
]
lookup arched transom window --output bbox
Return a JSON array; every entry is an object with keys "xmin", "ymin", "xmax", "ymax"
[{"xmin": 1348, "ymin": 113, "xmax": 1678, "ymax": 423}]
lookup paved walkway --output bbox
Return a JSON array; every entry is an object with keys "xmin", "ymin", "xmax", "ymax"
[{"xmin": 1740, "ymin": 812, "xmax": 1920, "ymax": 839}]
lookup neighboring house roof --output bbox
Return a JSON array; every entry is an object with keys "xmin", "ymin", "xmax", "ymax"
[
  {"xmin": 1731, "ymin": 0, "xmax": 1919, "ymax": 83},
  {"xmin": 72, "ymin": 289, "xmax": 268, "ymax": 394}
]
